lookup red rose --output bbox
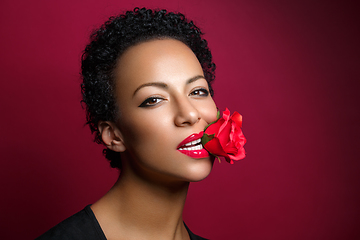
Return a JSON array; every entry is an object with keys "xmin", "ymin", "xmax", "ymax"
[{"xmin": 202, "ymin": 108, "xmax": 246, "ymax": 164}]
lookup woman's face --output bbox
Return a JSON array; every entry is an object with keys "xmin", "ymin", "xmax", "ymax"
[{"xmin": 113, "ymin": 39, "xmax": 218, "ymax": 183}]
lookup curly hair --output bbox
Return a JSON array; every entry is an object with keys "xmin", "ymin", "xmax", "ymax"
[{"xmin": 81, "ymin": 7, "xmax": 216, "ymax": 169}]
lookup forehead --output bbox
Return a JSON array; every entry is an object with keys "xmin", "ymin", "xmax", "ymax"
[{"xmin": 113, "ymin": 39, "xmax": 204, "ymax": 95}]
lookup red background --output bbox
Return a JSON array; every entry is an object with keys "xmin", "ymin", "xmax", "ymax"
[{"xmin": 1, "ymin": 0, "xmax": 359, "ymax": 239}]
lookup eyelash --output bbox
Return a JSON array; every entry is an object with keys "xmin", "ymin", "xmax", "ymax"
[
  {"xmin": 138, "ymin": 97, "xmax": 165, "ymax": 107},
  {"xmin": 189, "ymin": 88, "xmax": 209, "ymax": 97},
  {"xmin": 138, "ymin": 88, "xmax": 209, "ymax": 108}
]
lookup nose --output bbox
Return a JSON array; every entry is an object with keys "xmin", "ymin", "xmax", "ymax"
[{"xmin": 174, "ymin": 98, "xmax": 201, "ymax": 127}]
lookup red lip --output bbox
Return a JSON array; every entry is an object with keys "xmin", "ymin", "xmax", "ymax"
[
  {"xmin": 177, "ymin": 131, "xmax": 204, "ymax": 149},
  {"xmin": 178, "ymin": 148, "xmax": 209, "ymax": 158},
  {"xmin": 177, "ymin": 131, "xmax": 209, "ymax": 159}
]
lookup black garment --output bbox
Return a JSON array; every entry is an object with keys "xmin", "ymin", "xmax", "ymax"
[{"xmin": 36, "ymin": 205, "xmax": 207, "ymax": 240}]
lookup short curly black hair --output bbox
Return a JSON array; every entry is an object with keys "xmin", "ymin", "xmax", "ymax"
[{"xmin": 81, "ymin": 7, "xmax": 216, "ymax": 169}]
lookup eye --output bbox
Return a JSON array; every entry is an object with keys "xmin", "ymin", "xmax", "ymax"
[
  {"xmin": 189, "ymin": 88, "xmax": 209, "ymax": 97},
  {"xmin": 138, "ymin": 97, "xmax": 165, "ymax": 107}
]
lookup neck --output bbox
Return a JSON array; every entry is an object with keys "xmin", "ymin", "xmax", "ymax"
[{"xmin": 91, "ymin": 165, "xmax": 191, "ymax": 240}]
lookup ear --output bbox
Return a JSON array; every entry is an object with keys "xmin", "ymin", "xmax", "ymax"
[{"xmin": 98, "ymin": 121, "xmax": 126, "ymax": 152}]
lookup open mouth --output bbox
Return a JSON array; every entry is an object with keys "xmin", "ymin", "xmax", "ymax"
[
  {"xmin": 178, "ymin": 138, "xmax": 203, "ymax": 151},
  {"xmin": 177, "ymin": 132, "xmax": 209, "ymax": 158}
]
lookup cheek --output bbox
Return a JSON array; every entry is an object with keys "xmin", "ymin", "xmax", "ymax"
[
  {"xmin": 119, "ymin": 112, "xmax": 172, "ymax": 151},
  {"xmin": 120, "ymin": 120, "xmax": 150, "ymax": 146}
]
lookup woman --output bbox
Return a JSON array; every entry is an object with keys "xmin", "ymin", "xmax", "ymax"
[{"xmin": 38, "ymin": 7, "xmax": 218, "ymax": 240}]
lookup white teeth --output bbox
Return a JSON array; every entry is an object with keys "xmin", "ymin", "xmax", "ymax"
[
  {"xmin": 178, "ymin": 138, "xmax": 203, "ymax": 151},
  {"xmin": 179, "ymin": 143, "xmax": 203, "ymax": 151},
  {"xmin": 185, "ymin": 138, "xmax": 201, "ymax": 146}
]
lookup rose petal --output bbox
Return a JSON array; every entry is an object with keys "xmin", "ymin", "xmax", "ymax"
[
  {"xmin": 217, "ymin": 109, "xmax": 230, "ymax": 134},
  {"xmin": 223, "ymin": 108, "xmax": 230, "ymax": 120},
  {"xmin": 230, "ymin": 111, "xmax": 242, "ymax": 128},
  {"xmin": 205, "ymin": 118, "xmax": 224, "ymax": 135},
  {"xmin": 225, "ymin": 156, "xmax": 234, "ymax": 164},
  {"xmin": 217, "ymin": 121, "xmax": 231, "ymax": 144},
  {"xmin": 204, "ymin": 137, "xmax": 228, "ymax": 157},
  {"xmin": 232, "ymin": 129, "xmax": 246, "ymax": 145},
  {"xmin": 228, "ymin": 146, "xmax": 246, "ymax": 160}
]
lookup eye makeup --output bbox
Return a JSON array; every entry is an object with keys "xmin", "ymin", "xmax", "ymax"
[{"xmin": 138, "ymin": 96, "xmax": 165, "ymax": 107}]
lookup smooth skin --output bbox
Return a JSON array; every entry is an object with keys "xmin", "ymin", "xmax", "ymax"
[{"xmin": 92, "ymin": 39, "xmax": 218, "ymax": 240}]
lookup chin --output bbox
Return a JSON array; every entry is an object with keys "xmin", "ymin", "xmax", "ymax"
[{"xmin": 185, "ymin": 158, "xmax": 214, "ymax": 182}]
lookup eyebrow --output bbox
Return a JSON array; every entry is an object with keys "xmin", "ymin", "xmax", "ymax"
[{"xmin": 132, "ymin": 75, "xmax": 205, "ymax": 97}]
